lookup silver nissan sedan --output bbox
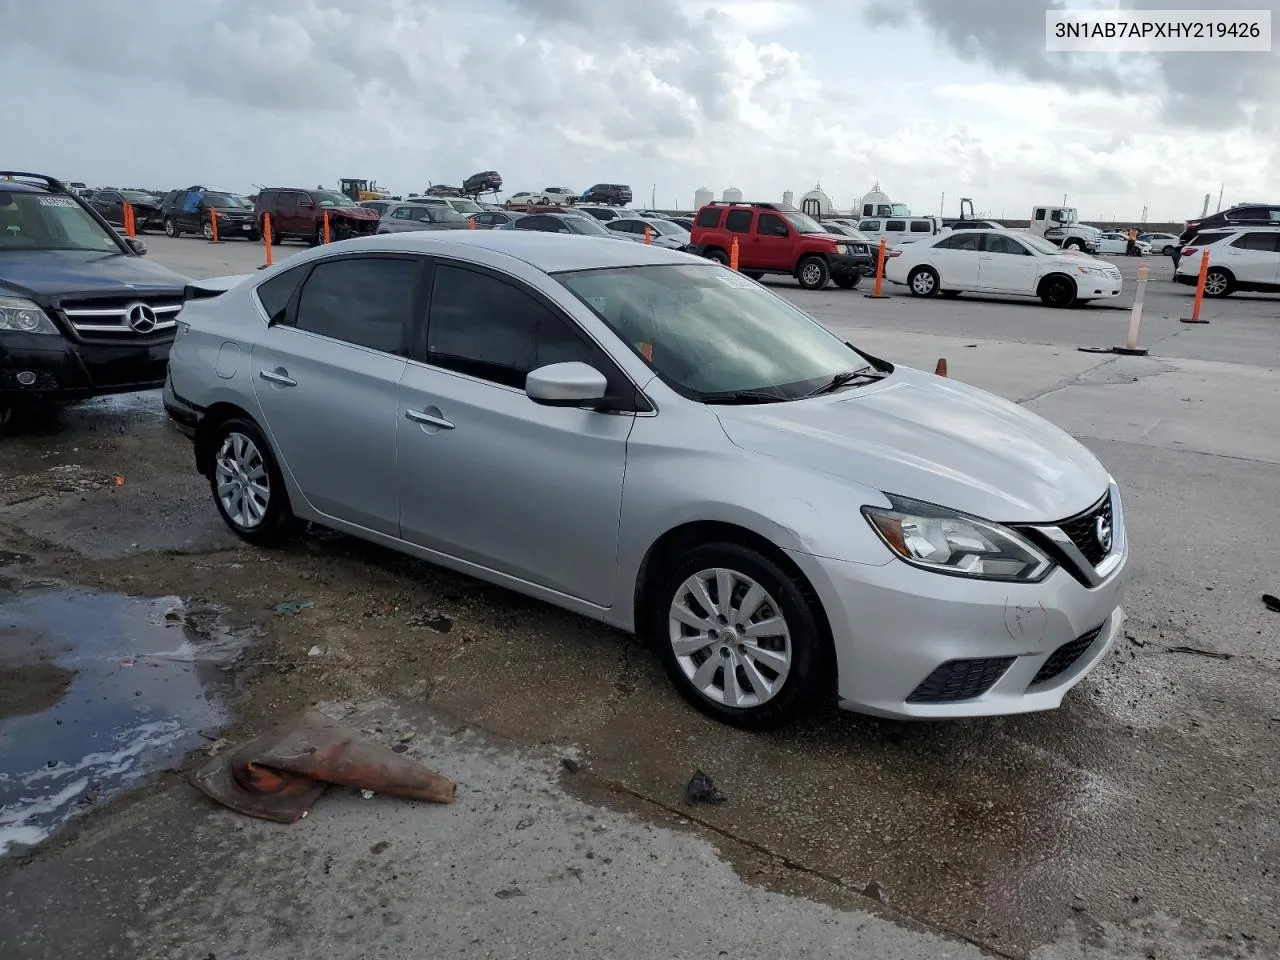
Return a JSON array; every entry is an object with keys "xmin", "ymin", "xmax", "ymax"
[{"xmin": 164, "ymin": 232, "xmax": 1128, "ymax": 729}]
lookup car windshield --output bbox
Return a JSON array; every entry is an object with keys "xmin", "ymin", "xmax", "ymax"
[
  {"xmin": 448, "ymin": 198, "xmax": 482, "ymax": 213},
  {"xmin": 782, "ymin": 211, "xmax": 825, "ymax": 234},
  {"xmin": 647, "ymin": 219, "xmax": 686, "ymax": 236},
  {"xmin": 413, "ymin": 205, "xmax": 463, "ymax": 222},
  {"xmin": 120, "ymin": 191, "xmax": 155, "ymax": 203},
  {"xmin": 558, "ymin": 263, "xmax": 873, "ymax": 402},
  {"xmin": 0, "ymin": 190, "xmax": 124, "ymax": 253},
  {"xmin": 204, "ymin": 192, "xmax": 252, "ymax": 208},
  {"xmin": 564, "ymin": 216, "xmax": 610, "ymax": 236},
  {"xmin": 313, "ymin": 191, "xmax": 356, "ymax": 208},
  {"xmin": 1020, "ymin": 233, "xmax": 1068, "ymax": 255}
]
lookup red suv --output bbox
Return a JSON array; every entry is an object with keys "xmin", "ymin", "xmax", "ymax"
[
  {"xmin": 689, "ymin": 202, "xmax": 874, "ymax": 290},
  {"xmin": 253, "ymin": 188, "xmax": 380, "ymax": 245}
]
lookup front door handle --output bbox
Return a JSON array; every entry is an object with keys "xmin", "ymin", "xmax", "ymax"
[
  {"xmin": 980, "ymin": 255, "xmax": 994, "ymax": 260},
  {"xmin": 259, "ymin": 368, "xmax": 297, "ymax": 386},
  {"xmin": 405, "ymin": 409, "xmax": 454, "ymax": 429}
]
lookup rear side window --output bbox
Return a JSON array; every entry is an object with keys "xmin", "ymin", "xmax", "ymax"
[
  {"xmin": 724, "ymin": 209, "xmax": 752, "ymax": 233},
  {"xmin": 886, "ymin": 220, "xmax": 906, "ymax": 232},
  {"xmin": 695, "ymin": 208, "xmax": 721, "ymax": 228},
  {"xmin": 910, "ymin": 221, "xmax": 932, "ymax": 233},
  {"xmin": 425, "ymin": 264, "xmax": 608, "ymax": 389},
  {"xmin": 1231, "ymin": 232, "xmax": 1280, "ymax": 251},
  {"xmin": 1188, "ymin": 232, "xmax": 1231, "ymax": 247},
  {"xmin": 255, "ymin": 264, "xmax": 308, "ymax": 323},
  {"xmin": 292, "ymin": 256, "xmax": 419, "ymax": 354}
]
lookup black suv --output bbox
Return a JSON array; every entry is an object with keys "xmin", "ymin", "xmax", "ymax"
[
  {"xmin": 1179, "ymin": 203, "xmax": 1280, "ymax": 248},
  {"xmin": 0, "ymin": 172, "xmax": 189, "ymax": 419},
  {"xmin": 89, "ymin": 189, "xmax": 165, "ymax": 233},
  {"xmin": 159, "ymin": 186, "xmax": 260, "ymax": 241},
  {"xmin": 580, "ymin": 183, "xmax": 633, "ymax": 205}
]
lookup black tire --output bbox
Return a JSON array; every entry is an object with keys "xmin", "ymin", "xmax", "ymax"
[
  {"xmin": 742, "ymin": 270, "xmax": 764, "ymax": 280},
  {"xmin": 247, "ymin": 229, "xmax": 262, "ymax": 242},
  {"xmin": 1062, "ymin": 239, "xmax": 1085, "ymax": 252},
  {"xmin": 705, "ymin": 248, "xmax": 729, "ymax": 266},
  {"xmin": 202, "ymin": 219, "xmax": 215, "ymax": 241},
  {"xmin": 908, "ymin": 265, "xmax": 940, "ymax": 297},
  {"xmin": 1038, "ymin": 274, "xmax": 1076, "ymax": 307},
  {"xmin": 796, "ymin": 256, "xmax": 830, "ymax": 290},
  {"xmin": 1161, "ymin": 244, "xmax": 1175, "ymax": 256},
  {"xmin": 1203, "ymin": 267, "xmax": 1233, "ymax": 298},
  {"xmin": 833, "ymin": 274, "xmax": 860, "ymax": 290},
  {"xmin": 164, "ymin": 217, "xmax": 180, "ymax": 238},
  {"xmin": 646, "ymin": 542, "xmax": 831, "ymax": 730},
  {"xmin": 206, "ymin": 417, "xmax": 295, "ymax": 547},
  {"xmin": 311, "ymin": 224, "xmax": 325, "ymax": 247},
  {"xmin": 941, "ymin": 289, "xmax": 962, "ymax": 298}
]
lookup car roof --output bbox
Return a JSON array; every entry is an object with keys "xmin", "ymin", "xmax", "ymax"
[
  {"xmin": 0, "ymin": 181, "xmax": 45, "ymax": 193},
  {"xmin": 314, "ymin": 230, "xmax": 697, "ymax": 273}
]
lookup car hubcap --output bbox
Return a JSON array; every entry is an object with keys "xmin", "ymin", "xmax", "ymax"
[
  {"xmin": 214, "ymin": 432, "xmax": 270, "ymax": 529},
  {"xmin": 802, "ymin": 264, "xmax": 821, "ymax": 285},
  {"xmin": 668, "ymin": 568, "xmax": 792, "ymax": 708},
  {"xmin": 913, "ymin": 272, "xmax": 934, "ymax": 294},
  {"xmin": 1206, "ymin": 274, "xmax": 1226, "ymax": 294}
]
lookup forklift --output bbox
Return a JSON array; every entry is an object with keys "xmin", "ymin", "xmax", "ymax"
[{"xmin": 339, "ymin": 178, "xmax": 391, "ymax": 202}]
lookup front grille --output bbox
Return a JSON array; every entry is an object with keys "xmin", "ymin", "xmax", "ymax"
[
  {"xmin": 59, "ymin": 296, "xmax": 182, "ymax": 339},
  {"xmin": 1057, "ymin": 492, "xmax": 1113, "ymax": 568},
  {"xmin": 906, "ymin": 656, "xmax": 1016, "ymax": 704},
  {"xmin": 1030, "ymin": 624, "xmax": 1105, "ymax": 686}
]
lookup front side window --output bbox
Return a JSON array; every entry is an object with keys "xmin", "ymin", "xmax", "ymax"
[
  {"xmin": 425, "ymin": 265, "xmax": 606, "ymax": 389},
  {"xmin": 984, "ymin": 233, "xmax": 1030, "ymax": 255},
  {"xmin": 292, "ymin": 256, "xmax": 418, "ymax": 354},
  {"xmin": 0, "ymin": 190, "xmax": 123, "ymax": 252},
  {"xmin": 757, "ymin": 213, "xmax": 789, "ymax": 237},
  {"xmin": 558, "ymin": 263, "xmax": 875, "ymax": 402}
]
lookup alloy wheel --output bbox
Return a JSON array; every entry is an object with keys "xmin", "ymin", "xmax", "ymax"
[
  {"xmin": 1204, "ymin": 271, "xmax": 1229, "ymax": 296},
  {"xmin": 911, "ymin": 270, "xmax": 936, "ymax": 295},
  {"xmin": 214, "ymin": 432, "xmax": 271, "ymax": 529},
  {"xmin": 800, "ymin": 263, "xmax": 823, "ymax": 287},
  {"xmin": 668, "ymin": 567, "xmax": 792, "ymax": 708}
]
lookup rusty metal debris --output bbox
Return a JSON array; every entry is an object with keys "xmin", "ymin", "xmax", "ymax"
[{"xmin": 188, "ymin": 709, "xmax": 456, "ymax": 823}]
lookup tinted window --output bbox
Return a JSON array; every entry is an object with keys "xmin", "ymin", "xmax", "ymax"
[
  {"xmin": 936, "ymin": 233, "xmax": 982, "ymax": 251},
  {"xmin": 886, "ymin": 220, "xmax": 906, "ymax": 232},
  {"xmin": 909, "ymin": 221, "xmax": 932, "ymax": 233},
  {"xmin": 984, "ymin": 233, "xmax": 1029, "ymax": 255},
  {"xmin": 1188, "ymin": 232, "xmax": 1232, "ymax": 247},
  {"xmin": 256, "ymin": 264, "xmax": 308, "ymax": 323},
  {"xmin": 426, "ymin": 265, "xmax": 605, "ymax": 389},
  {"xmin": 516, "ymin": 215, "xmax": 564, "ymax": 232},
  {"xmin": 1231, "ymin": 207, "xmax": 1267, "ymax": 221},
  {"xmin": 292, "ymin": 257, "xmax": 417, "ymax": 354},
  {"xmin": 859, "ymin": 220, "xmax": 880, "ymax": 232},
  {"xmin": 757, "ymin": 213, "xmax": 788, "ymax": 237},
  {"xmin": 695, "ymin": 208, "xmax": 721, "ymax": 228},
  {"xmin": 1232, "ymin": 232, "xmax": 1280, "ymax": 251},
  {"xmin": 725, "ymin": 209, "xmax": 753, "ymax": 233}
]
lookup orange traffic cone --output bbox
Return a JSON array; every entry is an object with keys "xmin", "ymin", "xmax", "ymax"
[
  {"xmin": 934, "ymin": 358, "xmax": 948, "ymax": 377},
  {"xmin": 189, "ymin": 709, "xmax": 457, "ymax": 823}
]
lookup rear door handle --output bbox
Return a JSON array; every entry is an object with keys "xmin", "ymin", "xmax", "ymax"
[
  {"xmin": 980, "ymin": 255, "xmax": 995, "ymax": 260},
  {"xmin": 259, "ymin": 368, "xmax": 297, "ymax": 386},
  {"xmin": 405, "ymin": 409, "xmax": 454, "ymax": 429}
]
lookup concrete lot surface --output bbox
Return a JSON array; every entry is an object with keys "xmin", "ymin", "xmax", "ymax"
[{"xmin": 1, "ymin": 235, "xmax": 1277, "ymax": 959}]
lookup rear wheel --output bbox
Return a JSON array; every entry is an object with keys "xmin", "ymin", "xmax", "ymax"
[
  {"xmin": 1203, "ymin": 267, "xmax": 1233, "ymax": 297},
  {"xmin": 207, "ymin": 417, "xmax": 295, "ymax": 547},
  {"xmin": 908, "ymin": 266, "xmax": 939, "ymax": 297},
  {"xmin": 705, "ymin": 248, "xmax": 729, "ymax": 266},
  {"xmin": 648, "ymin": 542, "xmax": 830, "ymax": 730},
  {"xmin": 1038, "ymin": 274, "xmax": 1076, "ymax": 308},
  {"xmin": 1161, "ymin": 244, "xmax": 1176, "ymax": 256},
  {"xmin": 796, "ymin": 256, "xmax": 830, "ymax": 290}
]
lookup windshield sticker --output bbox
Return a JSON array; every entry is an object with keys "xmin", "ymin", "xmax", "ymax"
[
  {"xmin": 38, "ymin": 197, "xmax": 77, "ymax": 207},
  {"xmin": 586, "ymin": 296, "xmax": 608, "ymax": 311},
  {"xmin": 714, "ymin": 272, "xmax": 755, "ymax": 288}
]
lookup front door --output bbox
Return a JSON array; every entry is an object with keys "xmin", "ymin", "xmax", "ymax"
[
  {"xmin": 975, "ymin": 232, "xmax": 1040, "ymax": 293},
  {"xmin": 752, "ymin": 212, "xmax": 794, "ymax": 270},
  {"xmin": 250, "ymin": 254, "xmax": 423, "ymax": 535},
  {"xmin": 397, "ymin": 261, "xmax": 633, "ymax": 605},
  {"xmin": 929, "ymin": 232, "xmax": 984, "ymax": 286}
]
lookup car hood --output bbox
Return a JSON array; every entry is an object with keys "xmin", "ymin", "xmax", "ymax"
[
  {"xmin": 714, "ymin": 367, "xmax": 1109, "ymax": 523},
  {"xmin": 0, "ymin": 249, "xmax": 190, "ymax": 300},
  {"xmin": 329, "ymin": 207, "xmax": 380, "ymax": 221}
]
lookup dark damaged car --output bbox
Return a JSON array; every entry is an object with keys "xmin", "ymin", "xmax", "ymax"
[{"xmin": 1, "ymin": 173, "xmax": 189, "ymax": 420}]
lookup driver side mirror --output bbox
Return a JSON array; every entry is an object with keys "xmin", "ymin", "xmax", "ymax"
[
  {"xmin": 526, "ymin": 362, "xmax": 608, "ymax": 407},
  {"xmin": 126, "ymin": 238, "xmax": 147, "ymax": 256}
]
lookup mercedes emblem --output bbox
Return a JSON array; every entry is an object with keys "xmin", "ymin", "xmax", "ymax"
[{"xmin": 126, "ymin": 302, "xmax": 158, "ymax": 333}]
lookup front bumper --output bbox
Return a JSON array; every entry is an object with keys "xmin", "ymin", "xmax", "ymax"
[
  {"xmin": 828, "ymin": 253, "xmax": 874, "ymax": 281},
  {"xmin": 1, "ymin": 332, "xmax": 172, "ymax": 403},
  {"xmin": 214, "ymin": 216, "xmax": 258, "ymax": 237},
  {"xmin": 790, "ymin": 520, "xmax": 1129, "ymax": 719}
]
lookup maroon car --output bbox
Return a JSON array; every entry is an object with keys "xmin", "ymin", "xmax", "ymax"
[{"xmin": 253, "ymin": 188, "xmax": 380, "ymax": 245}]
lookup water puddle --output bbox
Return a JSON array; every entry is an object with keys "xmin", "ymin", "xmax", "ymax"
[{"xmin": 0, "ymin": 576, "xmax": 253, "ymax": 856}]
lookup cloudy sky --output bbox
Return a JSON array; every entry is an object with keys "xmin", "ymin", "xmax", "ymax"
[{"xmin": 4, "ymin": 0, "xmax": 1277, "ymax": 221}]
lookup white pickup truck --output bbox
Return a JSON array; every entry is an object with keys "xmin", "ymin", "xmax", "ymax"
[{"xmin": 1027, "ymin": 205, "xmax": 1101, "ymax": 254}]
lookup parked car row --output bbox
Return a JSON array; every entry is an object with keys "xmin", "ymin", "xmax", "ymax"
[{"xmin": 1173, "ymin": 226, "xmax": 1280, "ymax": 297}]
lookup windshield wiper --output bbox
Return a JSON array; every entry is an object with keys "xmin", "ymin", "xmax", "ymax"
[
  {"xmin": 699, "ymin": 389, "xmax": 789, "ymax": 405},
  {"xmin": 800, "ymin": 367, "xmax": 884, "ymax": 399}
]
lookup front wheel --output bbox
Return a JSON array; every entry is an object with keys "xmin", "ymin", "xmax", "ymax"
[
  {"xmin": 1203, "ymin": 267, "xmax": 1233, "ymax": 297},
  {"xmin": 207, "ymin": 417, "xmax": 295, "ymax": 547},
  {"xmin": 705, "ymin": 248, "xmax": 729, "ymax": 266},
  {"xmin": 796, "ymin": 256, "xmax": 830, "ymax": 290},
  {"xmin": 1062, "ymin": 239, "xmax": 1085, "ymax": 252},
  {"xmin": 648, "ymin": 543, "xmax": 831, "ymax": 730},
  {"xmin": 908, "ymin": 266, "xmax": 939, "ymax": 297},
  {"xmin": 164, "ymin": 217, "xmax": 180, "ymax": 238},
  {"xmin": 202, "ymin": 219, "xmax": 215, "ymax": 241},
  {"xmin": 1039, "ymin": 274, "xmax": 1076, "ymax": 307},
  {"xmin": 1162, "ymin": 244, "xmax": 1176, "ymax": 256}
]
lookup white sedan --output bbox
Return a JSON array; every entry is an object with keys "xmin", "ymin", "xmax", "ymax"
[
  {"xmin": 1095, "ymin": 232, "xmax": 1151, "ymax": 256},
  {"xmin": 604, "ymin": 216, "xmax": 690, "ymax": 250},
  {"xmin": 884, "ymin": 228, "xmax": 1124, "ymax": 307}
]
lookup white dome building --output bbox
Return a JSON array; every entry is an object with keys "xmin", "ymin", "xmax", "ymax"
[
  {"xmin": 799, "ymin": 183, "xmax": 834, "ymax": 217},
  {"xmin": 859, "ymin": 182, "xmax": 909, "ymax": 217},
  {"xmin": 693, "ymin": 187, "xmax": 714, "ymax": 209},
  {"xmin": 721, "ymin": 186, "xmax": 743, "ymax": 203}
]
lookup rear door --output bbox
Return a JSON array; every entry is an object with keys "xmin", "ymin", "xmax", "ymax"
[
  {"xmin": 928, "ymin": 232, "xmax": 984, "ymax": 286},
  {"xmin": 1223, "ymin": 231, "xmax": 1280, "ymax": 285},
  {"xmin": 250, "ymin": 254, "xmax": 423, "ymax": 535},
  {"xmin": 753, "ymin": 212, "xmax": 794, "ymax": 269},
  {"xmin": 396, "ymin": 261, "xmax": 634, "ymax": 604}
]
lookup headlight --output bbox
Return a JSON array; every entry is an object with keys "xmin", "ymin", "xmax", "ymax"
[
  {"xmin": 1076, "ymin": 265, "xmax": 1110, "ymax": 276},
  {"xmin": 0, "ymin": 297, "xmax": 59, "ymax": 335},
  {"xmin": 862, "ymin": 494, "xmax": 1053, "ymax": 582},
  {"xmin": 837, "ymin": 244, "xmax": 851, "ymax": 255}
]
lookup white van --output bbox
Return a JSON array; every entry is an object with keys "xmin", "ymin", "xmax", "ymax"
[{"xmin": 856, "ymin": 215, "xmax": 939, "ymax": 247}]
